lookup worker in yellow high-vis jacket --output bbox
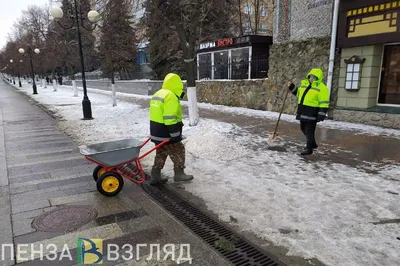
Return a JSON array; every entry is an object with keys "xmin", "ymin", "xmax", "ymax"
[
  {"xmin": 288, "ymin": 68, "xmax": 330, "ymax": 156},
  {"xmin": 149, "ymin": 73, "xmax": 194, "ymax": 185}
]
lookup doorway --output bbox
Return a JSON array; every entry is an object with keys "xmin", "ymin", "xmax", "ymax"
[{"xmin": 378, "ymin": 44, "xmax": 400, "ymax": 105}]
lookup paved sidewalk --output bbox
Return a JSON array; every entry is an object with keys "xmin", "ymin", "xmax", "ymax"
[{"xmin": 0, "ymin": 80, "xmax": 231, "ymax": 266}]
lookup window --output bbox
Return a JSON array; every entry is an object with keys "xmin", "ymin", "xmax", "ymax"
[
  {"xmin": 259, "ymin": 24, "xmax": 267, "ymax": 33},
  {"xmin": 231, "ymin": 48, "xmax": 250, "ymax": 79},
  {"xmin": 260, "ymin": 7, "xmax": 268, "ymax": 16},
  {"xmin": 198, "ymin": 53, "xmax": 212, "ymax": 80},
  {"xmin": 136, "ymin": 49, "xmax": 148, "ymax": 65},
  {"xmin": 344, "ymin": 55, "xmax": 365, "ymax": 90},
  {"xmin": 214, "ymin": 51, "xmax": 229, "ymax": 79},
  {"xmin": 244, "ymin": 22, "xmax": 252, "ymax": 34},
  {"xmin": 244, "ymin": 3, "xmax": 252, "ymax": 14}
]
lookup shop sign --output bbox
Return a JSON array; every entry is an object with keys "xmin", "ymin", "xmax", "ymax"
[
  {"xmin": 217, "ymin": 38, "xmax": 233, "ymax": 47},
  {"xmin": 199, "ymin": 42, "xmax": 216, "ymax": 49}
]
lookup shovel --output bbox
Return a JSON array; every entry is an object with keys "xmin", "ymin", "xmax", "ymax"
[{"xmin": 268, "ymin": 88, "xmax": 290, "ymax": 145}]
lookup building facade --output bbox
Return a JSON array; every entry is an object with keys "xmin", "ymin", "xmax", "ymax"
[
  {"xmin": 238, "ymin": 1, "xmax": 275, "ymax": 36},
  {"xmin": 336, "ymin": 0, "xmax": 400, "ymax": 110},
  {"xmin": 274, "ymin": 0, "xmax": 334, "ymax": 43}
]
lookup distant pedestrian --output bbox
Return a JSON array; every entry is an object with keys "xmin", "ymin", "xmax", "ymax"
[
  {"xmin": 46, "ymin": 76, "xmax": 50, "ymax": 84},
  {"xmin": 287, "ymin": 68, "xmax": 329, "ymax": 155},
  {"xmin": 58, "ymin": 76, "xmax": 62, "ymax": 85},
  {"xmin": 149, "ymin": 73, "xmax": 194, "ymax": 185}
]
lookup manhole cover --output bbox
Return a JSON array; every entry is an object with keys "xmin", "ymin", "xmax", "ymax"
[{"xmin": 32, "ymin": 205, "xmax": 98, "ymax": 232}]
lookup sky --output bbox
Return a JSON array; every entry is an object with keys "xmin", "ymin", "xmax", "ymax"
[{"xmin": 0, "ymin": 0, "xmax": 51, "ymax": 50}]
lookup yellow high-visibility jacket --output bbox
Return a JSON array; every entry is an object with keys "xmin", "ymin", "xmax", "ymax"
[
  {"xmin": 150, "ymin": 73, "xmax": 184, "ymax": 144},
  {"xmin": 289, "ymin": 68, "xmax": 330, "ymax": 122}
]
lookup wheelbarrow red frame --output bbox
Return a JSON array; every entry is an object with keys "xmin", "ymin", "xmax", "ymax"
[{"xmin": 83, "ymin": 137, "xmax": 168, "ymax": 184}]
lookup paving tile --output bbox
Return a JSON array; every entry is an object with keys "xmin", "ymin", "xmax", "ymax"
[
  {"xmin": 13, "ymin": 218, "xmax": 35, "ymax": 237},
  {"xmin": 12, "ymin": 208, "xmax": 47, "ymax": 221},
  {"xmin": 10, "ymin": 184, "xmax": 39, "ymax": 195},
  {"xmin": 12, "ymin": 199, "xmax": 50, "ymax": 214},
  {"xmin": 36, "ymin": 175, "xmax": 91, "ymax": 190},
  {"xmin": 8, "ymin": 159, "xmax": 91, "ymax": 178},
  {"xmin": 11, "ymin": 188, "xmax": 67, "ymax": 206},
  {"xmin": 50, "ymin": 191, "xmax": 100, "ymax": 206},
  {"xmin": 95, "ymin": 208, "xmax": 148, "ymax": 227},
  {"xmin": 14, "ymin": 231, "xmax": 65, "ymax": 245},
  {"xmin": 9, "ymin": 173, "xmax": 52, "ymax": 184},
  {"xmin": 8, "ymin": 155, "xmax": 81, "ymax": 168}
]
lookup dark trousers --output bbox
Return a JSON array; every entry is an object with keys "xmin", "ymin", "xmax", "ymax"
[{"xmin": 300, "ymin": 121, "xmax": 317, "ymax": 149}]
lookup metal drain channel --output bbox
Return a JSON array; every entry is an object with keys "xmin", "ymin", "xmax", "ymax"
[{"xmin": 142, "ymin": 183, "xmax": 285, "ymax": 266}]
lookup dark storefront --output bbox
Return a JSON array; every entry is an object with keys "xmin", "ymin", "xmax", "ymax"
[{"xmin": 196, "ymin": 35, "xmax": 273, "ymax": 80}]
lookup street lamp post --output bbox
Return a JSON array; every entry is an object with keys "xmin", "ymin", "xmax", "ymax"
[
  {"xmin": 9, "ymin": 60, "xmax": 16, "ymax": 85},
  {"xmin": 18, "ymin": 60, "xmax": 23, "ymax": 87},
  {"xmin": 50, "ymin": 3, "xmax": 99, "ymax": 120},
  {"xmin": 19, "ymin": 47, "xmax": 40, "ymax": 94}
]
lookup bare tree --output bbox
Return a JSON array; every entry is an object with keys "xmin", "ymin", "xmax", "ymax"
[{"xmin": 148, "ymin": 0, "xmax": 224, "ymax": 126}]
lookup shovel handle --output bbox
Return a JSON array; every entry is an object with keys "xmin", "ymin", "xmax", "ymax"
[{"xmin": 272, "ymin": 88, "xmax": 290, "ymax": 138}]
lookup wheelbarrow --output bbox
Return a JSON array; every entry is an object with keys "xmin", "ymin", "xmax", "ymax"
[{"xmin": 79, "ymin": 137, "xmax": 168, "ymax": 197}]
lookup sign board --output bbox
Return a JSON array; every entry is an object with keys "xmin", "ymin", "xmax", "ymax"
[
  {"xmin": 199, "ymin": 42, "xmax": 216, "ymax": 49},
  {"xmin": 217, "ymin": 38, "xmax": 233, "ymax": 47}
]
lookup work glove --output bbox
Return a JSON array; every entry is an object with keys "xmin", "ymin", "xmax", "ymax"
[
  {"xmin": 317, "ymin": 113, "xmax": 326, "ymax": 122},
  {"xmin": 288, "ymin": 83, "xmax": 295, "ymax": 91}
]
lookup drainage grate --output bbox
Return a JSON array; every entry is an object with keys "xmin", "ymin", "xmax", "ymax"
[{"xmin": 142, "ymin": 182, "xmax": 285, "ymax": 266}]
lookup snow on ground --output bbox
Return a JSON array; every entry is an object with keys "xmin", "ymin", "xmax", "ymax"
[
  {"xmin": 59, "ymin": 83, "xmax": 400, "ymax": 138},
  {"xmin": 14, "ymin": 84, "xmax": 400, "ymax": 266}
]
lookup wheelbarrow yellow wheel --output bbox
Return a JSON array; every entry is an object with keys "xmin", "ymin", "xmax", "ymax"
[
  {"xmin": 93, "ymin": 165, "xmax": 107, "ymax": 181},
  {"xmin": 96, "ymin": 172, "xmax": 124, "ymax": 197}
]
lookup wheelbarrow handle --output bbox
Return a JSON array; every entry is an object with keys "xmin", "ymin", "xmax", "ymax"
[{"xmin": 138, "ymin": 137, "xmax": 169, "ymax": 160}]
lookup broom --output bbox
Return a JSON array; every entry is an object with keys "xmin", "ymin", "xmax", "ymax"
[{"xmin": 267, "ymin": 88, "xmax": 290, "ymax": 145}]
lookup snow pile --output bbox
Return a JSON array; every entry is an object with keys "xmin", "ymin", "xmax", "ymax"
[{"xmin": 184, "ymin": 130, "xmax": 249, "ymax": 162}]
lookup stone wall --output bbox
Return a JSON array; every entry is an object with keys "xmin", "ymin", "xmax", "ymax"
[
  {"xmin": 332, "ymin": 109, "xmax": 400, "ymax": 129},
  {"xmin": 196, "ymin": 79, "xmax": 298, "ymax": 114},
  {"xmin": 196, "ymin": 36, "xmax": 339, "ymax": 114}
]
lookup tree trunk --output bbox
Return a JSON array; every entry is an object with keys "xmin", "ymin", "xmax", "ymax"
[
  {"xmin": 69, "ymin": 65, "xmax": 78, "ymax": 97},
  {"xmin": 111, "ymin": 71, "xmax": 117, "ymax": 107},
  {"xmin": 238, "ymin": 0, "xmax": 243, "ymax": 35},
  {"xmin": 52, "ymin": 69, "xmax": 57, "ymax": 92},
  {"xmin": 254, "ymin": 0, "xmax": 260, "ymax": 34},
  {"xmin": 183, "ymin": 45, "xmax": 199, "ymax": 126}
]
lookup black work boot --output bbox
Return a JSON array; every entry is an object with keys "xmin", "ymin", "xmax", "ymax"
[
  {"xmin": 312, "ymin": 143, "xmax": 318, "ymax": 149},
  {"xmin": 150, "ymin": 169, "xmax": 168, "ymax": 185},
  {"xmin": 301, "ymin": 148, "xmax": 313, "ymax": 156},
  {"xmin": 174, "ymin": 168, "xmax": 194, "ymax": 182}
]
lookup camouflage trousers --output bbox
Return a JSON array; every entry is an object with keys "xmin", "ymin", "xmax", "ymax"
[{"xmin": 152, "ymin": 142, "xmax": 185, "ymax": 170}]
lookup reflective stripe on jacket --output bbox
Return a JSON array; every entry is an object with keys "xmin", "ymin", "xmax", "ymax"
[{"xmin": 150, "ymin": 88, "xmax": 183, "ymax": 144}]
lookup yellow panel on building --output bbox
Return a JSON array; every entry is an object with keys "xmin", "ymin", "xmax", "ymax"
[
  {"xmin": 362, "ymin": 15, "xmax": 384, "ymax": 23},
  {"xmin": 349, "ymin": 21, "xmax": 397, "ymax": 38}
]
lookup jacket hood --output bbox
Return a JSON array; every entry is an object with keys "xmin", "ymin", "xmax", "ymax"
[
  {"xmin": 161, "ymin": 73, "xmax": 184, "ymax": 97},
  {"xmin": 306, "ymin": 68, "xmax": 324, "ymax": 84}
]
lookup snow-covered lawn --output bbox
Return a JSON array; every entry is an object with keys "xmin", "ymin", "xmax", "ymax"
[{"xmin": 14, "ymin": 83, "xmax": 400, "ymax": 266}]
